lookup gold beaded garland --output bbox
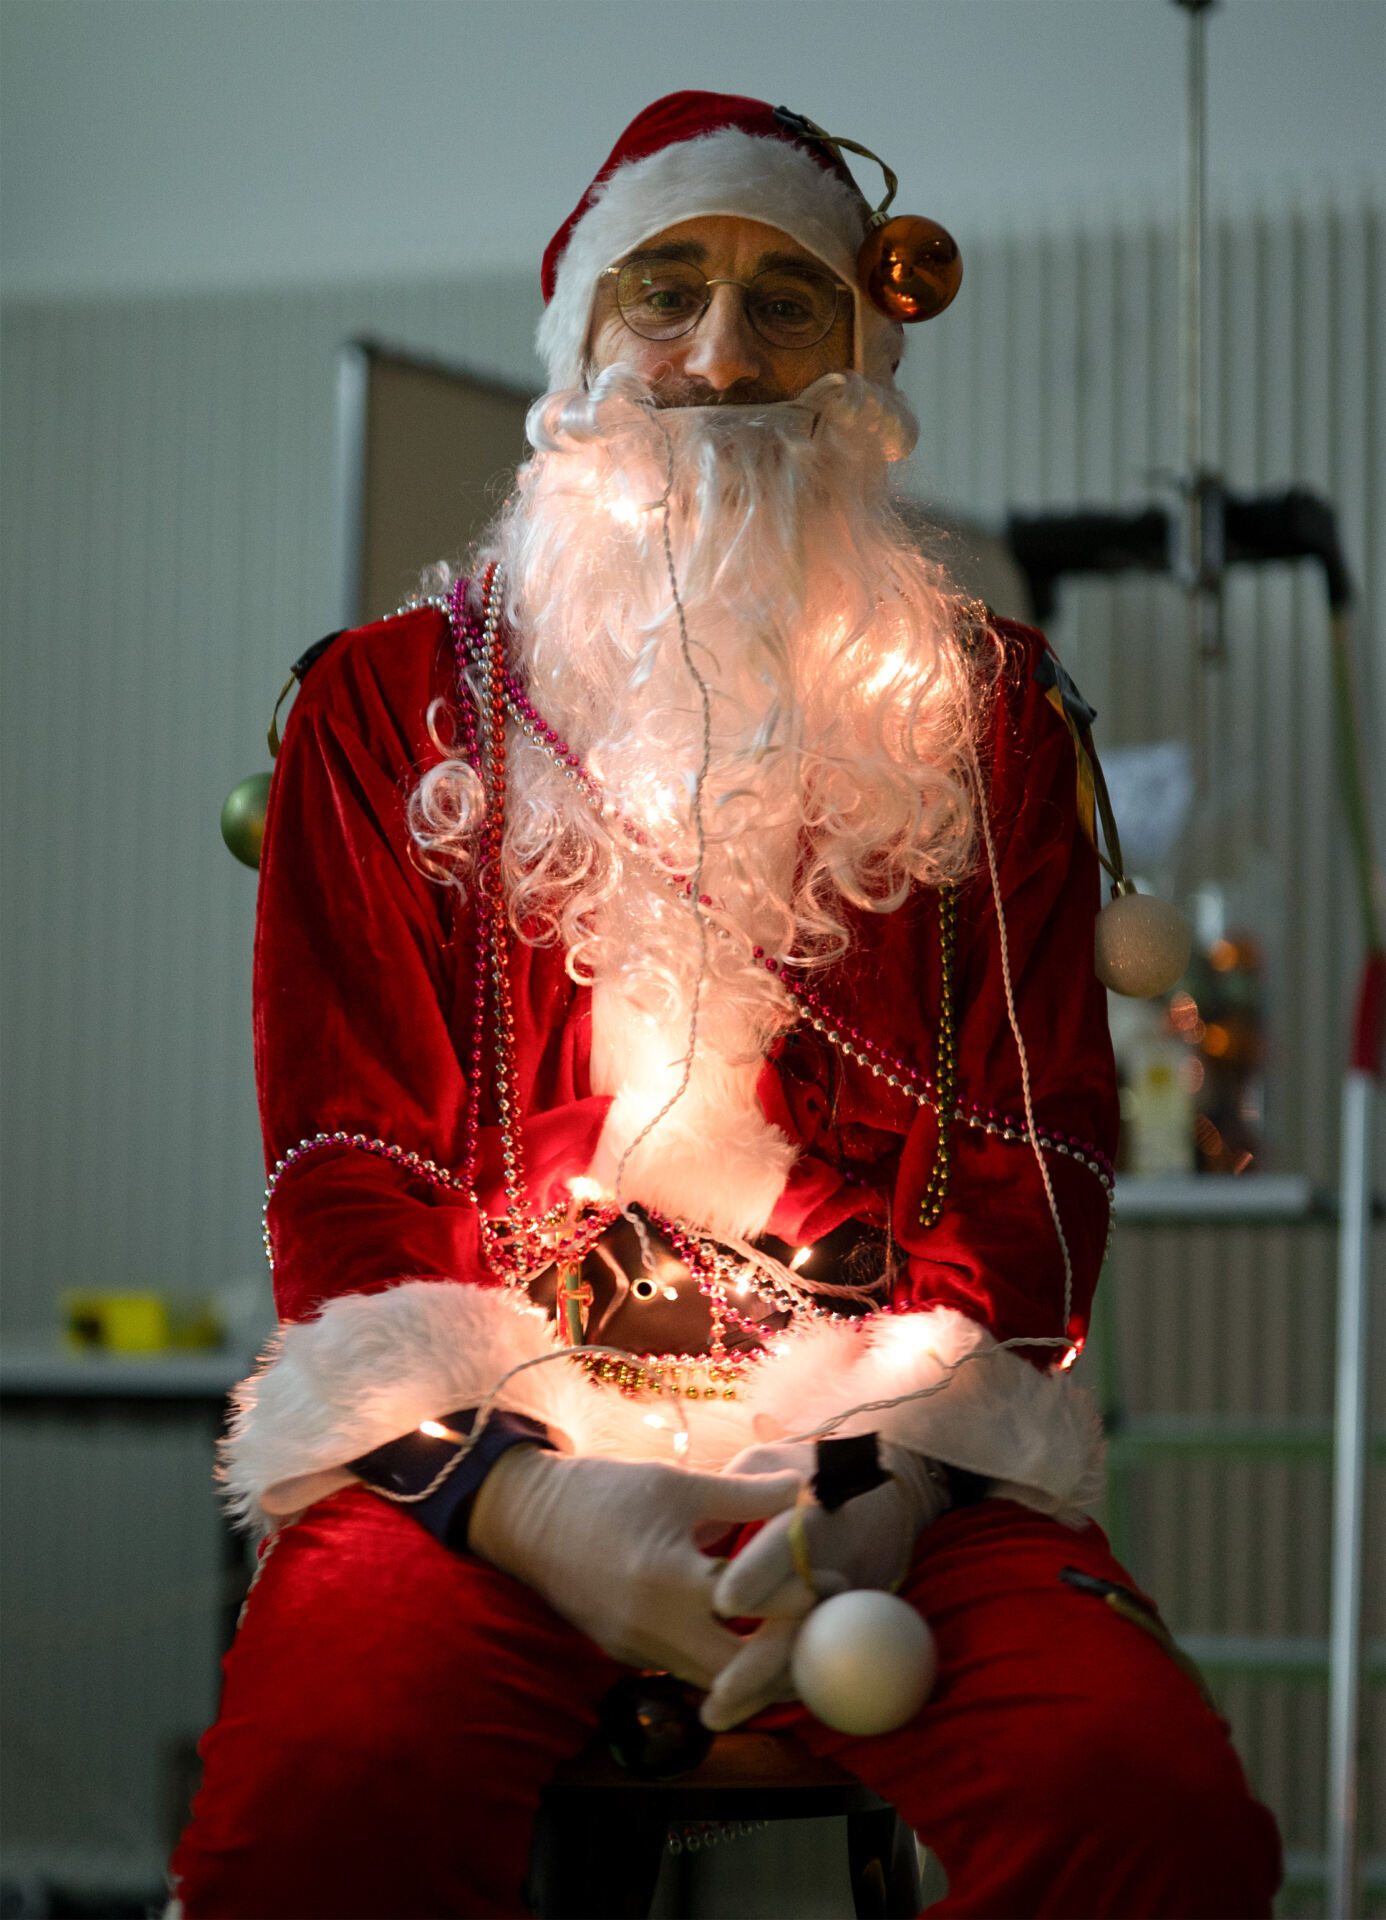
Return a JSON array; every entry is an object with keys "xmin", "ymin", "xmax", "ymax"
[{"xmin": 918, "ymin": 887, "xmax": 958, "ymax": 1229}]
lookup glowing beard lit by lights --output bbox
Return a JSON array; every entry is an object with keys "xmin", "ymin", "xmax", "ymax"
[{"xmin": 451, "ymin": 366, "xmax": 975, "ymax": 1241}]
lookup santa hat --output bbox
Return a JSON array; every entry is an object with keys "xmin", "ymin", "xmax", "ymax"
[{"xmin": 535, "ymin": 90, "xmax": 905, "ymax": 391}]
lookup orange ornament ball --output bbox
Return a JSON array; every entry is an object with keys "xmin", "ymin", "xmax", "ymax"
[{"xmin": 858, "ymin": 216, "xmax": 963, "ymax": 323}]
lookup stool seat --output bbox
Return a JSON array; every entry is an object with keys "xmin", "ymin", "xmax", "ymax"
[
  {"xmin": 547, "ymin": 1727, "xmax": 889, "ymax": 1821},
  {"xmin": 529, "ymin": 1730, "xmax": 920, "ymax": 1919}
]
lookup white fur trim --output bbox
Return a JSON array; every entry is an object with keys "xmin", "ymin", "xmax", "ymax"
[
  {"xmin": 537, "ymin": 126, "xmax": 904, "ymax": 394},
  {"xmin": 222, "ymin": 1281, "xmax": 753, "ymax": 1529},
  {"xmin": 589, "ymin": 1084, "xmax": 795, "ymax": 1239},
  {"xmin": 741, "ymin": 1311, "xmax": 1105, "ymax": 1524},
  {"xmin": 223, "ymin": 1282, "xmax": 1101, "ymax": 1532},
  {"xmin": 224, "ymin": 1283, "xmax": 567, "ymax": 1526}
]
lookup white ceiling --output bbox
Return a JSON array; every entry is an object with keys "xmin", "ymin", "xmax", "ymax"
[{"xmin": 2, "ymin": 0, "xmax": 1382, "ymax": 301}]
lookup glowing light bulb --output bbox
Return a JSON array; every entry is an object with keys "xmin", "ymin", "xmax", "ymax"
[
  {"xmin": 567, "ymin": 1175, "xmax": 604, "ymax": 1203},
  {"xmin": 419, "ymin": 1420, "xmax": 454, "ymax": 1440},
  {"xmin": 672, "ymin": 1432, "xmax": 690, "ymax": 1457},
  {"xmin": 887, "ymin": 1315, "xmax": 939, "ymax": 1359},
  {"xmin": 607, "ymin": 496, "xmax": 643, "ymax": 526},
  {"xmin": 790, "ymin": 1247, "xmax": 813, "ymax": 1272},
  {"xmin": 643, "ymin": 1413, "xmax": 666, "ymax": 1430},
  {"xmin": 662, "ymin": 1284, "xmax": 680, "ymax": 1302}
]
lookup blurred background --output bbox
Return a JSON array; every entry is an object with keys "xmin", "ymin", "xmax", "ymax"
[{"xmin": 2, "ymin": 2, "xmax": 1383, "ymax": 1913}]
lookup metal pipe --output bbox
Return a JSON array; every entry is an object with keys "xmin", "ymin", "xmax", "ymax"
[
  {"xmin": 1180, "ymin": 0, "xmax": 1207, "ymax": 486},
  {"xmin": 1326, "ymin": 1066, "xmax": 1375, "ymax": 1919},
  {"xmin": 1173, "ymin": 0, "xmax": 1224, "ymax": 662}
]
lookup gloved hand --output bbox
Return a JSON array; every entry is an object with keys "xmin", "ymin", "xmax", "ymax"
[
  {"xmin": 701, "ymin": 1440, "xmax": 951, "ymax": 1731},
  {"xmin": 467, "ymin": 1444, "xmax": 802, "ymax": 1689}
]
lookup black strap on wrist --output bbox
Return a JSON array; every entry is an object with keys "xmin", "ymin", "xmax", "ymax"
[
  {"xmin": 812, "ymin": 1434, "xmax": 991, "ymax": 1514},
  {"xmin": 812, "ymin": 1432, "xmax": 889, "ymax": 1512},
  {"xmin": 348, "ymin": 1407, "xmax": 555, "ymax": 1553}
]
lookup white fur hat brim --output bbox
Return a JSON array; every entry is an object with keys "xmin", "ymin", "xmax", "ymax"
[{"xmin": 536, "ymin": 125, "xmax": 904, "ymax": 392}]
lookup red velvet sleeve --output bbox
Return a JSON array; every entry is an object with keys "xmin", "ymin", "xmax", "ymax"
[
  {"xmin": 892, "ymin": 624, "xmax": 1118, "ymax": 1354},
  {"xmin": 253, "ymin": 610, "xmax": 489, "ymax": 1325}
]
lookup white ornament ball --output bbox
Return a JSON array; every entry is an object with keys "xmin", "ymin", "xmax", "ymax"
[
  {"xmin": 1094, "ymin": 891, "xmax": 1192, "ymax": 998},
  {"xmin": 791, "ymin": 1590, "xmax": 938, "ymax": 1737}
]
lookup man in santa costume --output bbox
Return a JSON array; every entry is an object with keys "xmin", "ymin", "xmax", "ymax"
[{"xmin": 171, "ymin": 93, "xmax": 1281, "ymax": 1917}]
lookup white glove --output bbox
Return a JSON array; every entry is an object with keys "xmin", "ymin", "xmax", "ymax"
[
  {"xmin": 467, "ymin": 1444, "xmax": 802, "ymax": 1689},
  {"xmin": 701, "ymin": 1440, "xmax": 951, "ymax": 1730}
]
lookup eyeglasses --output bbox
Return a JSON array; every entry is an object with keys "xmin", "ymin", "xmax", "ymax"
[{"xmin": 604, "ymin": 255, "xmax": 848, "ymax": 350}]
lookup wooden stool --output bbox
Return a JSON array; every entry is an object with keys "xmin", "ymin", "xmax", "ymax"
[{"xmin": 527, "ymin": 1729, "xmax": 921, "ymax": 1919}]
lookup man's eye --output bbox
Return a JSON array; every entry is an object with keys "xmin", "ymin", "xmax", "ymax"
[
  {"xmin": 642, "ymin": 287, "xmax": 700, "ymax": 315},
  {"xmin": 751, "ymin": 274, "xmax": 835, "ymax": 336},
  {"xmin": 762, "ymin": 296, "xmax": 813, "ymax": 323}
]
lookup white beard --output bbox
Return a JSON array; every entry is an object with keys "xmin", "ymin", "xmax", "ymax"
[{"xmin": 457, "ymin": 367, "xmax": 975, "ymax": 1239}]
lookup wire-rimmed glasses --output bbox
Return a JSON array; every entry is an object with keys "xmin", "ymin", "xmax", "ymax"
[{"xmin": 605, "ymin": 254, "xmax": 848, "ymax": 350}]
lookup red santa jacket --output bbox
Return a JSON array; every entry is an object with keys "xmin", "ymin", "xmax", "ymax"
[{"xmin": 225, "ymin": 600, "xmax": 1117, "ymax": 1528}]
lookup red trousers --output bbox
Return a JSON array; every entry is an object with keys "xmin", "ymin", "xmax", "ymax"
[{"xmin": 171, "ymin": 1489, "xmax": 1281, "ymax": 1918}]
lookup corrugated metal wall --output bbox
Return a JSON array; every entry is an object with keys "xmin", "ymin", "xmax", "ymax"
[
  {"xmin": 897, "ymin": 205, "xmax": 1384, "ymax": 1904},
  {"xmin": 898, "ymin": 205, "xmax": 1384, "ymax": 1904},
  {"xmin": 1, "ymin": 203, "xmax": 1381, "ymax": 1906}
]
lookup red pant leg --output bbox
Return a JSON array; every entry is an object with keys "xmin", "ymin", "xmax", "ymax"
[
  {"xmin": 169, "ymin": 1486, "xmax": 624, "ymax": 1919},
  {"xmin": 764, "ymin": 1501, "xmax": 1283, "ymax": 1919}
]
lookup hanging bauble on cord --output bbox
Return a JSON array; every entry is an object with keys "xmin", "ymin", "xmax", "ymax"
[
  {"xmin": 597, "ymin": 1672, "xmax": 713, "ymax": 1778},
  {"xmin": 858, "ymin": 215, "xmax": 962, "ymax": 323},
  {"xmin": 1037, "ymin": 653, "xmax": 1192, "ymax": 999},
  {"xmin": 1089, "ymin": 744, "xmax": 1192, "ymax": 998},
  {"xmin": 774, "ymin": 109, "xmax": 963, "ymax": 324},
  {"xmin": 219, "ymin": 643, "xmax": 335, "ymax": 871},
  {"xmin": 1095, "ymin": 880, "xmax": 1193, "ymax": 999},
  {"xmin": 220, "ymin": 771, "xmax": 272, "ymax": 870}
]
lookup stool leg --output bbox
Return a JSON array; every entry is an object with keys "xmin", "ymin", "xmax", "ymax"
[
  {"xmin": 528, "ymin": 1800, "xmax": 668, "ymax": 1919},
  {"xmin": 846, "ymin": 1808, "xmax": 922, "ymax": 1920}
]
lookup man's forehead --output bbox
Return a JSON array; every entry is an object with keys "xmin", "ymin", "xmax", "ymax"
[{"xmin": 619, "ymin": 218, "xmax": 832, "ymax": 275}]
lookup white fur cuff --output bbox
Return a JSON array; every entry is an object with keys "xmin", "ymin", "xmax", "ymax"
[
  {"xmin": 222, "ymin": 1281, "xmax": 1102, "ymax": 1535},
  {"xmin": 221, "ymin": 1279, "xmax": 749, "ymax": 1529},
  {"xmin": 741, "ymin": 1310, "xmax": 1105, "ymax": 1524},
  {"xmin": 221, "ymin": 1283, "xmax": 576, "ymax": 1527}
]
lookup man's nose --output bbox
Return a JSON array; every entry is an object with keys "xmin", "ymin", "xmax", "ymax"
[{"xmin": 679, "ymin": 283, "xmax": 763, "ymax": 391}]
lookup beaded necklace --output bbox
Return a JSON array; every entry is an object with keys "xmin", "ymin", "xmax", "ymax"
[
  {"xmin": 447, "ymin": 564, "xmax": 846, "ymax": 1397},
  {"xmin": 445, "ymin": 569, "xmax": 1114, "ymax": 1213}
]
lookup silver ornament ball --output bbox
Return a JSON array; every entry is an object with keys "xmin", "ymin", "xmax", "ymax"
[
  {"xmin": 1094, "ymin": 891, "xmax": 1192, "ymax": 999},
  {"xmin": 790, "ymin": 1590, "xmax": 938, "ymax": 1737}
]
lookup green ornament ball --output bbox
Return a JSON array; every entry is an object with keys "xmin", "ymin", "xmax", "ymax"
[{"xmin": 221, "ymin": 772, "xmax": 273, "ymax": 869}]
